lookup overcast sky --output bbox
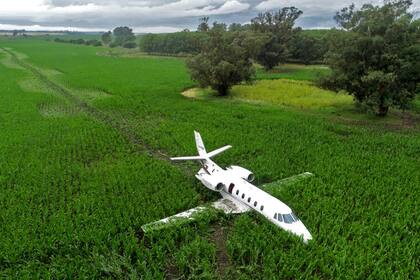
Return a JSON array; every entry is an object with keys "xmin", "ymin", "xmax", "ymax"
[{"xmin": 0, "ymin": 0, "xmax": 419, "ymax": 33}]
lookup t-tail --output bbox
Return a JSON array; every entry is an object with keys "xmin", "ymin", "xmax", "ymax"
[{"xmin": 170, "ymin": 131, "xmax": 232, "ymax": 161}]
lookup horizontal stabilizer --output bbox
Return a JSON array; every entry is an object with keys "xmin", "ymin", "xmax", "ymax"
[
  {"xmin": 261, "ymin": 172, "xmax": 314, "ymax": 190},
  {"xmin": 207, "ymin": 145, "xmax": 232, "ymax": 158},
  {"xmin": 170, "ymin": 131, "xmax": 231, "ymax": 162},
  {"xmin": 170, "ymin": 156, "xmax": 206, "ymax": 161}
]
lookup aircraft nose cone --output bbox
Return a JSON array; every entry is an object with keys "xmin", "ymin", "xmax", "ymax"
[
  {"xmin": 293, "ymin": 221, "xmax": 312, "ymax": 244},
  {"xmin": 302, "ymin": 230, "xmax": 312, "ymax": 244}
]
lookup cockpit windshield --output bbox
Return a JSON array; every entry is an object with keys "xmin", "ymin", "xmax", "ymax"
[
  {"xmin": 274, "ymin": 212, "xmax": 300, "ymax": 224},
  {"xmin": 283, "ymin": 214, "xmax": 295, "ymax": 224}
]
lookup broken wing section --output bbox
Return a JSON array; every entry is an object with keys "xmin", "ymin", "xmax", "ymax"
[
  {"xmin": 261, "ymin": 172, "xmax": 314, "ymax": 191},
  {"xmin": 212, "ymin": 198, "xmax": 250, "ymax": 214},
  {"xmin": 141, "ymin": 198, "xmax": 249, "ymax": 233}
]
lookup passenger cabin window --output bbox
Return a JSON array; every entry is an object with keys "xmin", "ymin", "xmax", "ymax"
[
  {"xmin": 260, "ymin": 205, "xmax": 264, "ymax": 211},
  {"xmin": 254, "ymin": 201, "xmax": 257, "ymax": 207},
  {"xmin": 247, "ymin": 197, "xmax": 251, "ymax": 203},
  {"xmin": 236, "ymin": 190, "xmax": 239, "ymax": 195},
  {"xmin": 228, "ymin": 183, "xmax": 235, "ymax": 194},
  {"xmin": 242, "ymin": 194, "xmax": 245, "ymax": 199}
]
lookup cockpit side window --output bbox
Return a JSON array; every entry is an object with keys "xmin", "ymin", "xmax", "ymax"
[{"xmin": 277, "ymin": 214, "xmax": 283, "ymax": 222}]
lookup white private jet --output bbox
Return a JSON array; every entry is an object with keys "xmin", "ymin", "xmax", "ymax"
[{"xmin": 142, "ymin": 131, "xmax": 313, "ymax": 243}]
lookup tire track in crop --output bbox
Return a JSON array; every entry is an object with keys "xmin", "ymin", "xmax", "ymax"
[
  {"xmin": 3, "ymin": 47, "xmax": 230, "ymax": 277},
  {"xmin": 2, "ymin": 47, "xmax": 175, "ymax": 165}
]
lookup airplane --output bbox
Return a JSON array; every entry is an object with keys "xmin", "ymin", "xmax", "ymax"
[{"xmin": 141, "ymin": 131, "xmax": 313, "ymax": 243}]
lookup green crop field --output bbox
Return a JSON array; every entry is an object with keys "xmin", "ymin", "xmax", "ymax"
[{"xmin": 0, "ymin": 37, "xmax": 419, "ymax": 279}]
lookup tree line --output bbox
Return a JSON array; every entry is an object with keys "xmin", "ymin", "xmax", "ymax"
[
  {"xmin": 54, "ymin": 38, "xmax": 103, "ymax": 47},
  {"xmin": 102, "ymin": 27, "xmax": 137, "ymax": 48},
  {"xmin": 139, "ymin": 19, "xmax": 328, "ymax": 65},
  {"xmin": 93, "ymin": 0, "xmax": 418, "ymax": 117},
  {"xmin": 184, "ymin": 0, "xmax": 419, "ymax": 117}
]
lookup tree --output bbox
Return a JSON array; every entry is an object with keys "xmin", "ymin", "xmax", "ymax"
[
  {"xmin": 229, "ymin": 23, "xmax": 243, "ymax": 32},
  {"xmin": 187, "ymin": 28, "xmax": 255, "ymax": 96},
  {"xmin": 320, "ymin": 0, "xmax": 420, "ymax": 116},
  {"xmin": 101, "ymin": 31, "xmax": 112, "ymax": 45},
  {"xmin": 288, "ymin": 32, "xmax": 323, "ymax": 64},
  {"xmin": 197, "ymin": 17, "xmax": 210, "ymax": 32},
  {"xmin": 113, "ymin": 26, "xmax": 135, "ymax": 46},
  {"xmin": 251, "ymin": 7, "xmax": 303, "ymax": 70}
]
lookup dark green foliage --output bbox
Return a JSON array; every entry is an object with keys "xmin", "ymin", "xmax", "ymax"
[
  {"xmin": 288, "ymin": 32, "xmax": 324, "ymax": 64},
  {"xmin": 113, "ymin": 26, "xmax": 135, "ymax": 46},
  {"xmin": 122, "ymin": 41, "xmax": 137, "ymax": 49},
  {"xmin": 320, "ymin": 0, "xmax": 420, "ymax": 116},
  {"xmin": 101, "ymin": 31, "xmax": 112, "ymax": 45},
  {"xmin": 139, "ymin": 32, "xmax": 207, "ymax": 55},
  {"xmin": 86, "ymin": 39, "xmax": 102, "ymax": 46},
  {"xmin": 186, "ymin": 29, "xmax": 255, "ymax": 96},
  {"xmin": 228, "ymin": 23, "xmax": 243, "ymax": 32},
  {"xmin": 251, "ymin": 7, "xmax": 303, "ymax": 70},
  {"xmin": 109, "ymin": 41, "xmax": 119, "ymax": 48},
  {"xmin": 197, "ymin": 17, "xmax": 210, "ymax": 32},
  {"xmin": 54, "ymin": 37, "xmax": 102, "ymax": 47}
]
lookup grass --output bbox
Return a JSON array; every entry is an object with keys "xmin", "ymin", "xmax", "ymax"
[
  {"xmin": 230, "ymin": 79, "xmax": 352, "ymax": 109},
  {"xmin": 0, "ymin": 37, "xmax": 419, "ymax": 279}
]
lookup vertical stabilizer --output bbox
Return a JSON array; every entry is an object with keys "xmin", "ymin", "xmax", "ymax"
[{"xmin": 194, "ymin": 131, "xmax": 207, "ymax": 156}]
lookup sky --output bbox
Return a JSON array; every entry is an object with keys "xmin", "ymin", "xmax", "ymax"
[{"xmin": 0, "ymin": 0, "xmax": 419, "ymax": 33}]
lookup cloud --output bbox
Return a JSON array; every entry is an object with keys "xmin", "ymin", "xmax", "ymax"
[{"xmin": 0, "ymin": 0, "xmax": 419, "ymax": 32}]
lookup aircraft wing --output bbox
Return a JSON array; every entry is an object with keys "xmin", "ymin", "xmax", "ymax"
[
  {"xmin": 261, "ymin": 172, "xmax": 314, "ymax": 191},
  {"xmin": 141, "ymin": 198, "xmax": 249, "ymax": 233}
]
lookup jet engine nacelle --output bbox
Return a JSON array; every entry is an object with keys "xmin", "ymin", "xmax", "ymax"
[
  {"xmin": 228, "ymin": 165, "xmax": 255, "ymax": 182},
  {"xmin": 196, "ymin": 173, "xmax": 226, "ymax": 192}
]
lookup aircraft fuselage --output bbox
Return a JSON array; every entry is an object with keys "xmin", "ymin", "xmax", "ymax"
[{"xmin": 196, "ymin": 159, "xmax": 312, "ymax": 243}]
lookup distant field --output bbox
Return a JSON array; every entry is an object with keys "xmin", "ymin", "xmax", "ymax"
[{"xmin": 0, "ymin": 38, "xmax": 418, "ymax": 279}]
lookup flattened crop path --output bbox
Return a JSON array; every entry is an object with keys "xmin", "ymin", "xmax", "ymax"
[{"xmin": 1, "ymin": 47, "xmax": 173, "ymax": 163}]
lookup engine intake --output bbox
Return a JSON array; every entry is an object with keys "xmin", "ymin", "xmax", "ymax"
[
  {"xmin": 196, "ymin": 173, "xmax": 226, "ymax": 192},
  {"xmin": 228, "ymin": 165, "xmax": 255, "ymax": 182}
]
